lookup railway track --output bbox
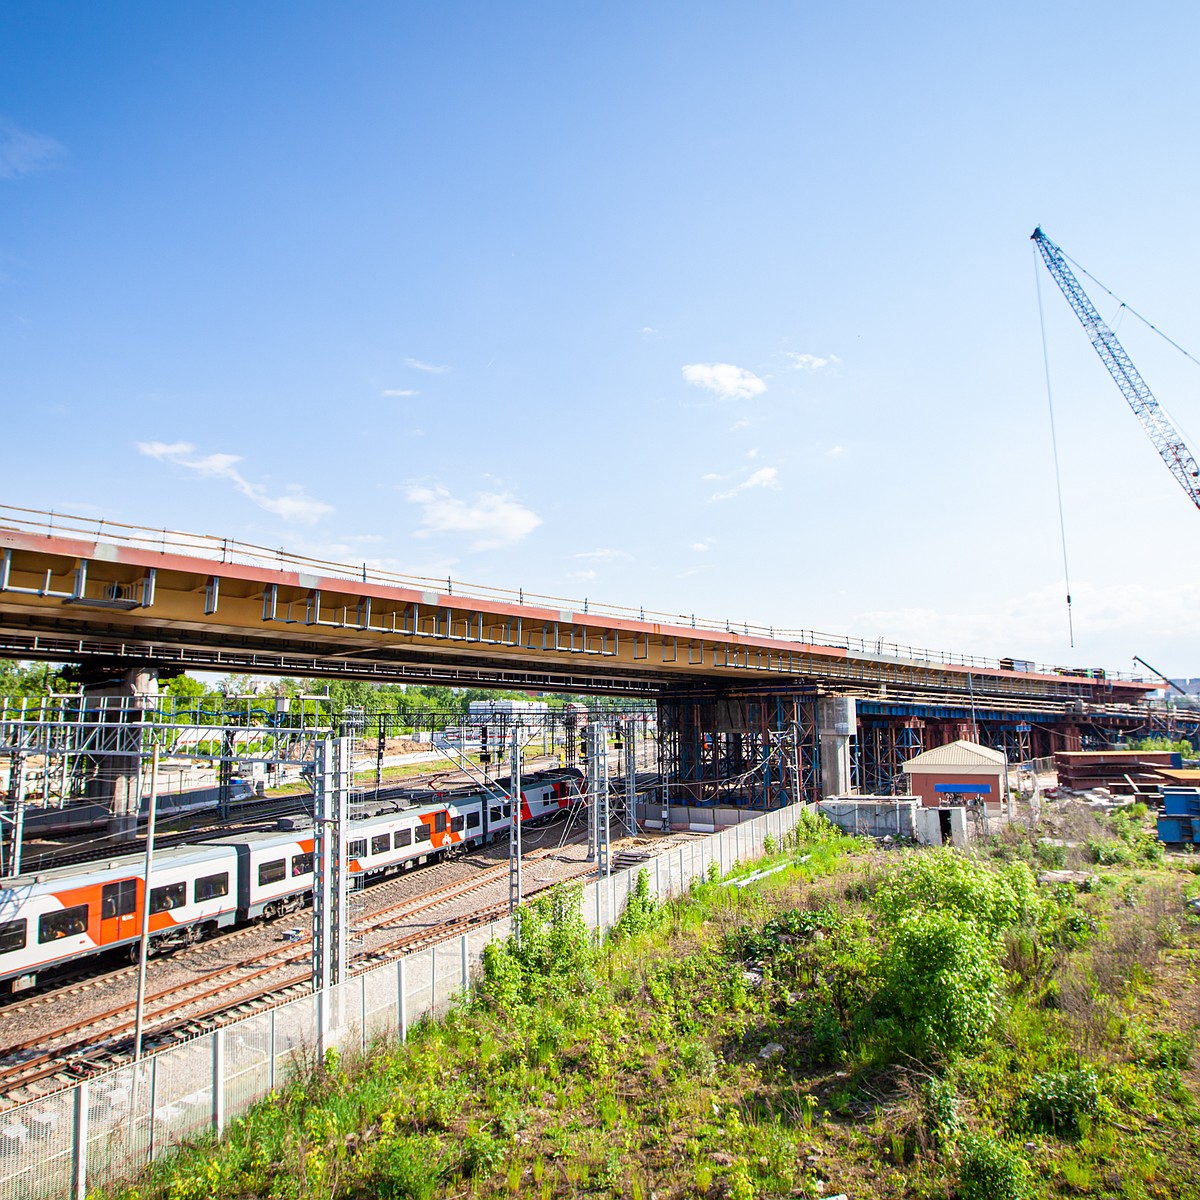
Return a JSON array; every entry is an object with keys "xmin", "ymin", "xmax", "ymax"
[{"xmin": 0, "ymin": 832, "xmax": 593, "ymax": 1106}]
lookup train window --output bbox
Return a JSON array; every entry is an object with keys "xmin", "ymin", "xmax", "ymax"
[
  {"xmin": 450, "ymin": 815, "xmax": 465, "ymax": 833},
  {"xmin": 466, "ymin": 813, "xmax": 480, "ymax": 830},
  {"xmin": 258, "ymin": 860, "xmax": 286, "ymax": 887},
  {"xmin": 414, "ymin": 824, "xmax": 431, "ymax": 843},
  {"xmin": 347, "ymin": 839, "xmax": 367, "ymax": 860},
  {"xmin": 371, "ymin": 834, "xmax": 390, "ymax": 856},
  {"xmin": 394, "ymin": 828, "xmax": 412, "ymax": 848},
  {"xmin": 150, "ymin": 883, "xmax": 186, "ymax": 914},
  {"xmin": 101, "ymin": 879, "xmax": 137, "ymax": 919},
  {"xmin": 194, "ymin": 873, "xmax": 229, "ymax": 902},
  {"xmin": 292, "ymin": 853, "xmax": 314, "ymax": 877},
  {"xmin": 0, "ymin": 920, "xmax": 26, "ymax": 953},
  {"xmin": 38, "ymin": 904, "xmax": 88, "ymax": 943},
  {"xmin": 434, "ymin": 811, "xmax": 447, "ymax": 834},
  {"xmin": 490, "ymin": 807, "xmax": 503, "ymax": 823}
]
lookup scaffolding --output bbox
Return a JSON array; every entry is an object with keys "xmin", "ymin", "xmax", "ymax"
[{"xmin": 656, "ymin": 688, "xmax": 819, "ymax": 808}]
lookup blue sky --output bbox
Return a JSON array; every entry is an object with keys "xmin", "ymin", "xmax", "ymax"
[{"xmin": 4, "ymin": 2, "xmax": 1200, "ymax": 674}]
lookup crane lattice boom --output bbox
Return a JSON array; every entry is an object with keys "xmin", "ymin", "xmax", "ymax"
[{"xmin": 1031, "ymin": 226, "xmax": 1200, "ymax": 510}]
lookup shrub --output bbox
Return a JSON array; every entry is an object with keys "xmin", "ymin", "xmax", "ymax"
[
  {"xmin": 1015, "ymin": 1066, "xmax": 1100, "ymax": 1138},
  {"xmin": 481, "ymin": 884, "xmax": 595, "ymax": 1007},
  {"xmin": 884, "ymin": 910, "xmax": 1001, "ymax": 1057},
  {"xmin": 1133, "ymin": 1030, "xmax": 1193, "ymax": 1071},
  {"xmin": 611, "ymin": 869, "xmax": 662, "ymax": 941},
  {"xmin": 874, "ymin": 851, "xmax": 1042, "ymax": 938},
  {"xmin": 957, "ymin": 1134, "xmax": 1032, "ymax": 1200}
]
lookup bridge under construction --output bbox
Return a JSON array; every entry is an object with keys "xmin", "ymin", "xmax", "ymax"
[{"xmin": 0, "ymin": 506, "xmax": 1174, "ymax": 811}]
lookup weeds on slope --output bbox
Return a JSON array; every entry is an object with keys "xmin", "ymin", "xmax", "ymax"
[{"xmin": 107, "ymin": 807, "xmax": 1200, "ymax": 1200}]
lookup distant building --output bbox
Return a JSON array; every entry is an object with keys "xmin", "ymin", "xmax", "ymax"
[{"xmin": 466, "ymin": 699, "xmax": 548, "ymax": 724}]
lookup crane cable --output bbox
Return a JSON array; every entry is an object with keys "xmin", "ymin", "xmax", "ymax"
[
  {"xmin": 1033, "ymin": 243, "xmax": 1076, "ymax": 648},
  {"xmin": 1062, "ymin": 250, "xmax": 1200, "ymax": 373}
]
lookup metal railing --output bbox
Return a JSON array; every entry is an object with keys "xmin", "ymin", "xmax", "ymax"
[
  {"xmin": 0, "ymin": 803, "xmax": 805, "ymax": 1200},
  {"xmin": 0, "ymin": 504, "xmax": 1150, "ymax": 684}
]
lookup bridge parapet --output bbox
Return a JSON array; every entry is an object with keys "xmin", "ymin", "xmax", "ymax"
[{"xmin": 0, "ymin": 506, "xmax": 1156, "ymax": 709}]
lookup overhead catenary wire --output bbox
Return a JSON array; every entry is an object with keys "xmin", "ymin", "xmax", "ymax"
[{"xmin": 1033, "ymin": 243, "xmax": 1076, "ymax": 648}]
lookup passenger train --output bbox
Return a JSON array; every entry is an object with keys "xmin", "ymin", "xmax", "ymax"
[{"xmin": 0, "ymin": 768, "xmax": 583, "ymax": 992}]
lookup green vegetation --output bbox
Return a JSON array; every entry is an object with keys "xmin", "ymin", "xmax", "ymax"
[{"xmin": 106, "ymin": 807, "xmax": 1200, "ymax": 1200}]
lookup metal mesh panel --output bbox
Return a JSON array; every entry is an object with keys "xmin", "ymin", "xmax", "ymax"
[
  {"xmin": 405, "ymin": 947, "xmax": 434, "ymax": 1030},
  {"xmin": 465, "ymin": 927, "xmax": 493, "ymax": 988},
  {"xmin": 226, "ymin": 1012, "xmax": 274, "ymax": 1118},
  {"xmin": 148, "ymin": 1033, "xmax": 214, "ymax": 1152},
  {"xmin": 86, "ymin": 1061, "xmax": 149, "ymax": 1191},
  {"xmin": 431, "ymin": 942, "xmax": 462, "ymax": 1017},
  {"xmin": 0, "ymin": 1083, "xmax": 75, "ymax": 1200},
  {"xmin": 362, "ymin": 964, "xmax": 399, "ymax": 1045},
  {"xmin": 273, "ymin": 991, "xmax": 318, "ymax": 1079}
]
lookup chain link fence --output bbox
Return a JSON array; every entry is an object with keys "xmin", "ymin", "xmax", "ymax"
[{"xmin": 0, "ymin": 803, "xmax": 803, "ymax": 1200}]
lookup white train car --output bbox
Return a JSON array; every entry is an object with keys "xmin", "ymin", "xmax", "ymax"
[
  {"xmin": 0, "ymin": 844, "xmax": 241, "ymax": 989},
  {"xmin": 0, "ymin": 767, "xmax": 585, "ymax": 991}
]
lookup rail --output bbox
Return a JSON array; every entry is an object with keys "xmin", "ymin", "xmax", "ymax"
[{"xmin": 0, "ymin": 503, "xmax": 1152, "ymax": 683}]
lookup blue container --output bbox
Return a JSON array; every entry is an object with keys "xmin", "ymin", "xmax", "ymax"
[
  {"xmin": 1162, "ymin": 788, "xmax": 1200, "ymax": 816},
  {"xmin": 1158, "ymin": 816, "xmax": 1189, "ymax": 844}
]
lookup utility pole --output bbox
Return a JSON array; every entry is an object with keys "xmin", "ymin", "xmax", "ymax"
[
  {"xmin": 3, "ymin": 752, "xmax": 26, "ymax": 878},
  {"xmin": 312, "ymin": 737, "xmax": 348, "ymax": 993},
  {"xmin": 587, "ymin": 719, "xmax": 610, "ymax": 878},
  {"xmin": 132, "ymin": 744, "xmax": 161, "ymax": 1062},
  {"xmin": 624, "ymin": 717, "xmax": 638, "ymax": 836},
  {"xmin": 508, "ymin": 725, "xmax": 523, "ymax": 915}
]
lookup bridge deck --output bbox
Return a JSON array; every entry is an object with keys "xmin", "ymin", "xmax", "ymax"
[{"xmin": 0, "ymin": 508, "xmax": 1155, "ymax": 707}]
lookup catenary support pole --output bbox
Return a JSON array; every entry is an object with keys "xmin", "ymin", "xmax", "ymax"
[{"xmin": 132, "ymin": 744, "xmax": 161, "ymax": 1063}]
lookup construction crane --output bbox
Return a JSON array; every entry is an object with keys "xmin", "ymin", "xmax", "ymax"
[{"xmin": 1031, "ymin": 227, "xmax": 1200, "ymax": 510}]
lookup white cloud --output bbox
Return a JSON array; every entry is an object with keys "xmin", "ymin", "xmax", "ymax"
[
  {"xmin": 682, "ymin": 362, "xmax": 766, "ymax": 401},
  {"xmin": 403, "ymin": 357, "xmax": 450, "ymax": 374},
  {"xmin": 701, "ymin": 472, "xmax": 727, "ymax": 482},
  {"xmin": 826, "ymin": 445, "xmax": 845, "ymax": 457},
  {"xmin": 136, "ymin": 442, "xmax": 332, "ymax": 523},
  {"xmin": 730, "ymin": 418, "xmax": 750, "ymax": 431},
  {"xmin": 572, "ymin": 548, "xmax": 624, "ymax": 562},
  {"xmin": 569, "ymin": 568, "xmax": 598, "ymax": 582},
  {"xmin": 746, "ymin": 447, "xmax": 760, "ymax": 459},
  {"xmin": 787, "ymin": 352, "xmax": 840, "ymax": 370},
  {"xmin": 0, "ymin": 119, "xmax": 64, "ymax": 179},
  {"xmin": 712, "ymin": 466, "xmax": 779, "ymax": 501},
  {"xmin": 691, "ymin": 542, "xmax": 710, "ymax": 552},
  {"xmin": 405, "ymin": 484, "xmax": 541, "ymax": 550},
  {"xmin": 383, "ymin": 389, "xmax": 419, "ymax": 397}
]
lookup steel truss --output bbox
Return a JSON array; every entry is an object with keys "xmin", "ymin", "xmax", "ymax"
[{"xmin": 656, "ymin": 688, "xmax": 819, "ymax": 807}]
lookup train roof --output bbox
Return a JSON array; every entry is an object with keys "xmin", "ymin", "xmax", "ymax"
[{"xmin": 0, "ymin": 841, "xmax": 241, "ymax": 895}]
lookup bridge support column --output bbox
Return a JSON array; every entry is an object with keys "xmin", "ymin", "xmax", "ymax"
[
  {"xmin": 80, "ymin": 665, "xmax": 159, "ymax": 841},
  {"xmin": 818, "ymin": 698, "xmax": 856, "ymax": 799}
]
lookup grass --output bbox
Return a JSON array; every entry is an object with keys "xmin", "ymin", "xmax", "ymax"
[{"xmin": 105, "ymin": 806, "xmax": 1200, "ymax": 1200}]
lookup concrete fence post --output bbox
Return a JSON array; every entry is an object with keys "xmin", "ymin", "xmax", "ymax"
[
  {"xmin": 460, "ymin": 933, "xmax": 469, "ymax": 995},
  {"xmin": 72, "ymin": 1080, "xmax": 89, "ymax": 1200},
  {"xmin": 360, "ymin": 977, "xmax": 368, "ymax": 1051},
  {"xmin": 269, "ymin": 1009, "xmax": 277, "ymax": 1093},
  {"xmin": 428, "ymin": 945, "xmax": 437, "ymax": 1016},
  {"xmin": 398, "ymin": 957, "xmax": 408, "ymax": 1043},
  {"xmin": 147, "ymin": 1056, "xmax": 159, "ymax": 1165},
  {"xmin": 212, "ymin": 1028, "xmax": 226, "ymax": 1137},
  {"xmin": 315, "ymin": 988, "xmax": 326, "ymax": 1062},
  {"xmin": 655, "ymin": 855, "xmax": 662, "ymax": 898}
]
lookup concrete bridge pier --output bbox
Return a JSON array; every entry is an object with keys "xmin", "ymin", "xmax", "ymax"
[
  {"xmin": 80, "ymin": 665, "xmax": 159, "ymax": 841},
  {"xmin": 818, "ymin": 697, "xmax": 856, "ymax": 799}
]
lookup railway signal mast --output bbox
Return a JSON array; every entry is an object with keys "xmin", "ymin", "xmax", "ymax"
[{"xmin": 1031, "ymin": 227, "xmax": 1200, "ymax": 511}]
